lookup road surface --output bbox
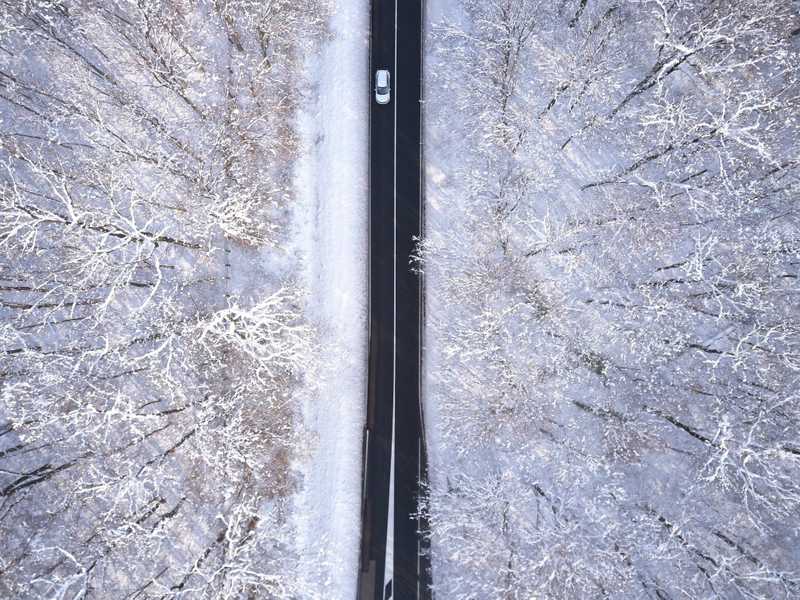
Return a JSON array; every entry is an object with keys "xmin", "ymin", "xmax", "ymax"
[{"xmin": 357, "ymin": 0, "xmax": 430, "ymax": 598}]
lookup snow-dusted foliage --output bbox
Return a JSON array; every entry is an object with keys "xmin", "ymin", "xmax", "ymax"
[
  {"xmin": 0, "ymin": 1, "xmax": 325, "ymax": 597},
  {"xmin": 423, "ymin": 0, "xmax": 800, "ymax": 597}
]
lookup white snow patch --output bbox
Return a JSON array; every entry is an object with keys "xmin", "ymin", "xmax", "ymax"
[{"xmin": 292, "ymin": 0, "xmax": 369, "ymax": 596}]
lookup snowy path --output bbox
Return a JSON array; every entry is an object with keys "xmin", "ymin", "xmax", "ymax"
[{"xmin": 293, "ymin": 1, "xmax": 369, "ymax": 596}]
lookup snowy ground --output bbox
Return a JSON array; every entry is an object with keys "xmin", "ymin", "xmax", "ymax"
[{"xmin": 293, "ymin": 1, "xmax": 369, "ymax": 596}]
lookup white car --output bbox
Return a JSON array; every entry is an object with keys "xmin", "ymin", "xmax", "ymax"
[{"xmin": 375, "ymin": 69, "xmax": 391, "ymax": 104}]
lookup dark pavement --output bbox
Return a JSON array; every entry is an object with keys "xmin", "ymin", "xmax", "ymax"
[{"xmin": 357, "ymin": 0, "xmax": 430, "ymax": 598}]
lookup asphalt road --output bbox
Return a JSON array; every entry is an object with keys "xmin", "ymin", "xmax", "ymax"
[{"xmin": 357, "ymin": 0, "xmax": 430, "ymax": 598}]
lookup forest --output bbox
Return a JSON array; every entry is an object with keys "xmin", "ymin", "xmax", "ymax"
[
  {"xmin": 0, "ymin": 1, "xmax": 326, "ymax": 597},
  {"xmin": 422, "ymin": 0, "xmax": 800, "ymax": 597}
]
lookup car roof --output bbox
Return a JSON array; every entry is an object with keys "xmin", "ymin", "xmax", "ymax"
[{"xmin": 376, "ymin": 70, "xmax": 389, "ymax": 84}]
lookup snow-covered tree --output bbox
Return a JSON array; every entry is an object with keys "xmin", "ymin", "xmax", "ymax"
[
  {"xmin": 423, "ymin": 0, "xmax": 800, "ymax": 597},
  {"xmin": 0, "ymin": 1, "xmax": 325, "ymax": 597}
]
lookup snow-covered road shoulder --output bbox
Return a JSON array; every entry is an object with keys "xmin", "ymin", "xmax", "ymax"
[{"xmin": 293, "ymin": 1, "xmax": 369, "ymax": 596}]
